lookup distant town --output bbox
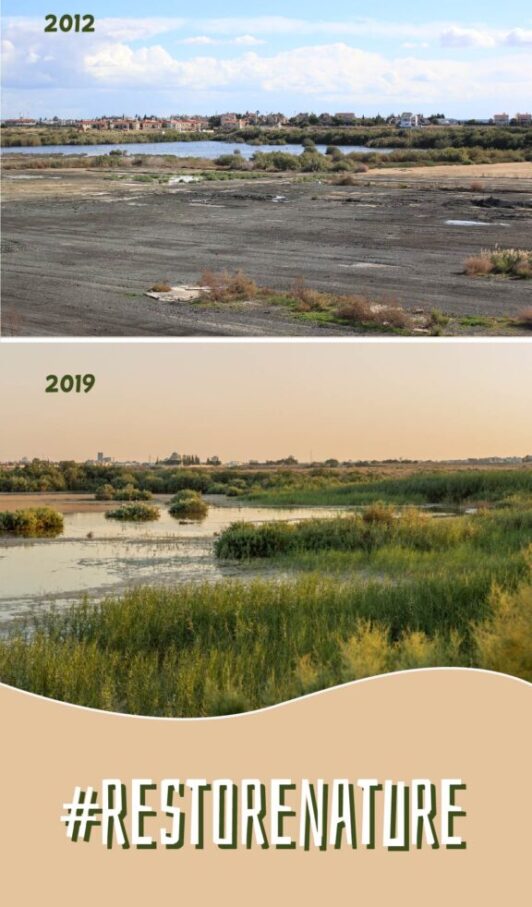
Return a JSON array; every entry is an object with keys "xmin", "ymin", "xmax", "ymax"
[
  {"xmin": 3, "ymin": 452, "xmax": 531, "ymax": 469},
  {"xmin": 2, "ymin": 110, "xmax": 531, "ymax": 132}
]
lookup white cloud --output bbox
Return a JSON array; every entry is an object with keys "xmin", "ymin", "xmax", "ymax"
[
  {"xmin": 181, "ymin": 36, "xmax": 218, "ymax": 46},
  {"xmin": 199, "ymin": 16, "xmax": 443, "ymax": 40},
  {"xmin": 233, "ymin": 35, "xmax": 264, "ymax": 46},
  {"xmin": 180, "ymin": 34, "xmax": 265, "ymax": 47},
  {"xmin": 196, "ymin": 16, "xmax": 532, "ymax": 48},
  {"xmin": 504, "ymin": 28, "xmax": 532, "ymax": 46},
  {"xmin": 4, "ymin": 15, "xmax": 532, "ymax": 51},
  {"xmin": 79, "ymin": 41, "xmax": 532, "ymax": 105},
  {"xmin": 98, "ymin": 18, "xmax": 186, "ymax": 41},
  {"xmin": 440, "ymin": 27, "xmax": 496, "ymax": 48},
  {"xmin": 2, "ymin": 16, "xmax": 531, "ymax": 113}
]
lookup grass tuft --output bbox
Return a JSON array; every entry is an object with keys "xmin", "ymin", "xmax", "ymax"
[{"xmin": 465, "ymin": 248, "xmax": 532, "ymax": 279}]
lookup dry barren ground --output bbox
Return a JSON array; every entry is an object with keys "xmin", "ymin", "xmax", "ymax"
[
  {"xmin": 2, "ymin": 162, "xmax": 531, "ymax": 337},
  {"xmin": 0, "ymin": 492, "xmax": 176, "ymax": 512}
]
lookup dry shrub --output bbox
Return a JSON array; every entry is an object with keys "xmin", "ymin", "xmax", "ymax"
[
  {"xmin": 377, "ymin": 305, "xmax": 412, "ymax": 329},
  {"xmin": 199, "ymin": 269, "xmax": 257, "ymax": 302},
  {"xmin": 515, "ymin": 307, "xmax": 532, "ymax": 329},
  {"xmin": 515, "ymin": 259, "xmax": 532, "ymax": 279},
  {"xmin": 199, "ymin": 269, "xmax": 228, "ymax": 300},
  {"xmin": 335, "ymin": 295, "xmax": 411, "ymax": 330},
  {"xmin": 335, "ymin": 173, "xmax": 357, "ymax": 186},
  {"xmin": 465, "ymin": 248, "xmax": 531, "ymax": 279},
  {"xmin": 226, "ymin": 269, "xmax": 257, "ymax": 299},
  {"xmin": 464, "ymin": 254, "xmax": 493, "ymax": 277},
  {"xmin": 290, "ymin": 277, "xmax": 329, "ymax": 311},
  {"xmin": 149, "ymin": 281, "xmax": 172, "ymax": 293},
  {"xmin": 335, "ymin": 295, "xmax": 373, "ymax": 324},
  {"xmin": 469, "ymin": 180, "xmax": 484, "ymax": 192}
]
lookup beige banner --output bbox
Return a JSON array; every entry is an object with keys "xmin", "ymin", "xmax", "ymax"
[{"xmin": 1, "ymin": 669, "xmax": 530, "ymax": 905}]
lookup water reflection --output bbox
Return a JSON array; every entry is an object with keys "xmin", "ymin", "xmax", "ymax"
[
  {"xmin": 2, "ymin": 141, "xmax": 393, "ymax": 159},
  {"xmin": 0, "ymin": 504, "xmax": 345, "ymax": 624}
]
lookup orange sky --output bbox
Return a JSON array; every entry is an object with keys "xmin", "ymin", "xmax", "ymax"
[{"xmin": 0, "ymin": 342, "xmax": 530, "ymax": 462}]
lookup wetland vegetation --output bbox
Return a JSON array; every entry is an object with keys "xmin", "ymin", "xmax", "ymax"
[
  {"xmin": 0, "ymin": 507, "xmax": 64, "ymax": 538},
  {"xmin": 169, "ymin": 491, "xmax": 209, "ymax": 519},
  {"xmin": 105, "ymin": 503, "xmax": 161, "ymax": 522},
  {"xmin": 0, "ymin": 465, "xmax": 529, "ymax": 715}
]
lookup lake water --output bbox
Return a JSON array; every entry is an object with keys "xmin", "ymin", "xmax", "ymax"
[
  {"xmin": 1, "ymin": 140, "xmax": 393, "ymax": 159},
  {"xmin": 0, "ymin": 503, "xmax": 346, "ymax": 624}
]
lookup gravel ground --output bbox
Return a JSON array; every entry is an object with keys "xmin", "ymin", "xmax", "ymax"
[{"xmin": 2, "ymin": 166, "xmax": 531, "ymax": 336}]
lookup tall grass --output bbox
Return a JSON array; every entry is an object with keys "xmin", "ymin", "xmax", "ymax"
[
  {"xmin": 0, "ymin": 498, "xmax": 529, "ymax": 716},
  {"xmin": 0, "ymin": 505, "xmax": 528, "ymax": 716},
  {"xmin": 243, "ymin": 470, "xmax": 532, "ymax": 507},
  {"xmin": 215, "ymin": 508, "xmax": 482, "ymax": 559}
]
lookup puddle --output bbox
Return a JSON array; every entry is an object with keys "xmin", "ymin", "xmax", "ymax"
[
  {"xmin": 340, "ymin": 262, "xmax": 394, "ymax": 270},
  {"xmin": 168, "ymin": 175, "xmax": 200, "ymax": 185},
  {"xmin": 445, "ymin": 220, "xmax": 509, "ymax": 227},
  {"xmin": 146, "ymin": 285, "xmax": 211, "ymax": 302}
]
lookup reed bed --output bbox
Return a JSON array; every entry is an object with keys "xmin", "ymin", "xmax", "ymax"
[
  {"xmin": 243, "ymin": 469, "xmax": 532, "ymax": 507},
  {"xmin": 0, "ymin": 502, "xmax": 529, "ymax": 716},
  {"xmin": 214, "ymin": 508, "xmax": 482, "ymax": 559},
  {"xmin": 0, "ymin": 505, "xmax": 529, "ymax": 716}
]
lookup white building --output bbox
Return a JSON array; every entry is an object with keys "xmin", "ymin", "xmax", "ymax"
[
  {"xmin": 493, "ymin": 113, "xmax": 510, "ymax": 126},
  {"xmin": 399, "ymin": 112, "xmax": 420, "ymax": 128}
]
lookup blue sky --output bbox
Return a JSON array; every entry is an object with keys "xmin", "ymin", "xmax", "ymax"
[{"xmin": 2, "ymin": 2, "xmax": 531, "ymax": 118}]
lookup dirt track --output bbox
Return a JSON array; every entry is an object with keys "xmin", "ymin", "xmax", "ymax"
[{"xmin": 2, "ymin": 163, "xmax": 531, "ymax": 336}]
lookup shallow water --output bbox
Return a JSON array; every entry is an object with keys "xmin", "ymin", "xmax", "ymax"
[
  {"xmin": 445, "ymin": 219, "xmax": 509, "ymax": 227},
  {"xmin": 1, "ymin": 140, "xmax": 393, "ymax": 159},
  {"xmin": 0, "ymin": 504, "xmax": 346, "ymax": 624}
]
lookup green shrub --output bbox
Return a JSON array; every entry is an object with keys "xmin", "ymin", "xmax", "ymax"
[
  {"xmin": 112, "ymin": 484, "xmax": 152, "ymax": 502},
  {"xmin": 206, "ymin": 483, "xmax": 229, "ymax": 495},
  {"xmin": 168, "ymin": 490, "xmax": 208, "ymax": 519},
  {"xmin": 473, "ymin": 582, "xmax": 532, "ymax": 681},
  {"xmin": 105, "ymin": 503, "xmax": 160, "ymax": 522},
  {"xmin": 95, "ymin": 484, "xmax": 115, "ymax": 501},
  {"xmin": 0, "ymin": 507, "xmax": 64, "ymax": 538}
]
